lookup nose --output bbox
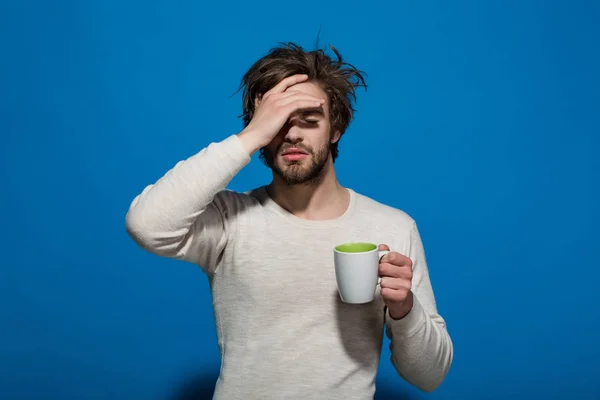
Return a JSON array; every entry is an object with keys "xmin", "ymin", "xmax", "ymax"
[{"xmin": 283, "ymin": 124, "xmax": 304, "ymax": 144}]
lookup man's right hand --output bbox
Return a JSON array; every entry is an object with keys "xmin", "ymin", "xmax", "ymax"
[{"xmin": 237, "ymin": 74, "xmax": 325, "ymax": 156}]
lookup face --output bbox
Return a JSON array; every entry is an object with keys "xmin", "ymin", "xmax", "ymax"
[{"xmin": 261, "ymin": 82, "xmax": 339, "ymax": 185}]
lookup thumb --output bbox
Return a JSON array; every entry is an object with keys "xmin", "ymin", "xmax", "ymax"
[{"xmin": 378, "ymin": 244, "xmax": 390, "ymax": 251}]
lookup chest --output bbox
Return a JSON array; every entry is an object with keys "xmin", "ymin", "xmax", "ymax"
[{"xmin": 221, "ymin": 219, "xmax": 391, "ymax": 313}]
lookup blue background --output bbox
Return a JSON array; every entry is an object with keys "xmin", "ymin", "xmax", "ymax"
[{"xmin": 1, "ymin": 0, "xmax": 599, "ymax": 399}]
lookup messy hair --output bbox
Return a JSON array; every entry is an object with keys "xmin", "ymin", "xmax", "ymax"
[{"xmin": 237, "ymin": 42, "xmax": 367, "ymax": 161}]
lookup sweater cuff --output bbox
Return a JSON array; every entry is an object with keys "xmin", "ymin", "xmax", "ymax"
[
  {"xmin": 220, "ymin": 134, "xmax": 252, "ymax": 167},
  {"xmin": 385, "ymin": 294, "xmax": 428, "ymax": 337}
]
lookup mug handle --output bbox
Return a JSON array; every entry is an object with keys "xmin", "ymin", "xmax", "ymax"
[{"xmin": 376, "ymin": 250, "xmax": 390, "ymax": 286}]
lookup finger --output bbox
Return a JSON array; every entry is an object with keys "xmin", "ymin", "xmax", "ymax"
[
  {"xmin": 265, "ymin": 89, "xmax": 302, "ymax": 100},
  {"xmin": 282, "ymin": 99, "xmax": 324, "ymax": 115},
  {"xmin": 277, "ymin": 90, "xmax": 325, "ymax": 102},
  {"xmin": 379, "ymin": 263, "xmax": 412, "ymax": 279},
  {"xmin": 378, "ymin": 244, "xmax": 391, "ymax": 263},
  {"xmin": 256, "ymin": 91, "xmax": 294, "ymax": 108},
  {"xmin": 381, "ymin": 252, "xmax": 412, "ymax": 268},
  {"xmin": 277, "ymin": 90, "xmax": 302, "ymax": 99},
  {"xmin": 276, "ymin": 93, "xmax": 325, "ymax": 107},
  {"xmin": 378, "ymin": 244, "xmax": 390, "ymax": 252},
  {"xmin": 266, "ymin": 74, "xmax": 309, "ymax": 96},
  {"xmin": 379, "ymin": 277, "xmax": 409, "ymax": 290}
]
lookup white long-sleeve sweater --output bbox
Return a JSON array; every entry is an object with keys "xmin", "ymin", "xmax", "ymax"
[{"xmin": 125, "ymin": 134, "xmax": 453, "ymax": 399}]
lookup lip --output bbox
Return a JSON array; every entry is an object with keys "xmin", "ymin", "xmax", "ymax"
[
  {"xmin": 282, "ymin": 153, "xmax": 308, "ymax": 161},
  {"xmin": 281, "ymin": 148, "xmax": 308, "ymax": 156}
]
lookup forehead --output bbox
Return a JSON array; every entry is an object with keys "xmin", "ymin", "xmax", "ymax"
[{"xmin": 287, "ymin": 81, "xmax": 330, "ymax": 116}]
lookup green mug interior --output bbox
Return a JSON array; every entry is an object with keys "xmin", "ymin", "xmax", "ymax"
[{"xmin": 335, "ymin": 242, "xmax": 377, "ymax": 253}]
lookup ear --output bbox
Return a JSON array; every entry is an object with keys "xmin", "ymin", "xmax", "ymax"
[
  {"xmin": 254, "ymin": 94, "xmax": 263, "ymax": 108},
  {"xmin": 330, "ymin": 129, "xmax": 341, "ymax": 144}
]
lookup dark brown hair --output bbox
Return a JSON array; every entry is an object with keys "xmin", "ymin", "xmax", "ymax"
[{"xmin": 237, "ymin": 42, "xmax": 367, "ymax": 161}]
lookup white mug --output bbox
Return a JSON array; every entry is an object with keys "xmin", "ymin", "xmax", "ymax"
[{"xmin": 333, "ymin": 242, "xmax": 390, "ymax": 304}]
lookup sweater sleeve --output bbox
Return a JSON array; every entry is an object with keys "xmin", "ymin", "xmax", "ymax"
[
  {"xmin": 125, "ymin": 135, "xmax": 251, "ymax": 273},
  {"xmin": 384, "ymin": 222, "xmax": 454, "ymax": 392}
]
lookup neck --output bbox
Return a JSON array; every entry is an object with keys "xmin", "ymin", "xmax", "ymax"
[{"xmin": 267, "ymin": 161, "xmax": 349, "ymax": 221}]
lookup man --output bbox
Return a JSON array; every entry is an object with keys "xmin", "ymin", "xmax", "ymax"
[{"xmin": 125, "ymin": 42, "xmax": 453, "ymax": 399}]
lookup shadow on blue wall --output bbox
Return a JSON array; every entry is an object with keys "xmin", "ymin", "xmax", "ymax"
[
  {"xmin": 171, "ymin": 370, "xmax": 421, "ymax": 400},
  {"xmin": 171, "ymin": 372, "xmax": 218, "ymax": 400}
]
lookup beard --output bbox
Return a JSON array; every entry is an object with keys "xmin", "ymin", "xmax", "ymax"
[{"xmin": 261, "ymin": 141, "xmax": 331, "ymax": 186}]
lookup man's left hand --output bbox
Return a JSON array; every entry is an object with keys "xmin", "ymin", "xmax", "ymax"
[{"xmin": 378, "ymin": 244, "xmax": 414, "ymax": 320}]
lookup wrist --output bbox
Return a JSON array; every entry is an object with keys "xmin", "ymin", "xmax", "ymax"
[
  {"xmin": 237, "ymin": 128, "xmax": 267, "ymax": 156},
  {"xmin": 388, "ymin": 291, "xmax": 414, "ymax": 320}
]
